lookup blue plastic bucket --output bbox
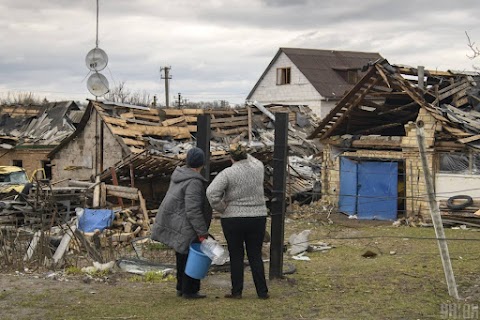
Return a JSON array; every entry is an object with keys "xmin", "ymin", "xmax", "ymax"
[{"xmin": 185, "ymin": 243, "xmax": 212, "ymax": 279}]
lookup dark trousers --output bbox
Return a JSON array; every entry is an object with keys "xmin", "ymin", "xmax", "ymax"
[
  {"xmin": 175, "ymin": 251, "xmax": 200, "ymax": 294},
  {"xmin": 221, "ymin": 216, "xmax": 268, "ymax": 297}
]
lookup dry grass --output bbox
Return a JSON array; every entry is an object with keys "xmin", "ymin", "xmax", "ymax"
[{"xmin": 1, "ymin": 213, "xmax": 480, "ymax": 320}]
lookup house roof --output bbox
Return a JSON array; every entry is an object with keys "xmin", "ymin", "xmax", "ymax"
[
  {"xmin": 49, "ymin": 100, "xmax": 321, "ymax": 199},
  {"xmin": 308, "ymin": 59, "xmax": 480, "ymax": 148},
  {"xmin": 246, "ymin": 48, "xmax": 383, "ymax": 101},
  {"xmin": 0, "ymin": 101, "xmax": 80, "ymax": 147}
]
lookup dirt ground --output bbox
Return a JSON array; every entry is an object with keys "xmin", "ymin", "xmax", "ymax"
[{"xmin": 1, "ymin": 212, "xmax": 480, "ymax": 320}]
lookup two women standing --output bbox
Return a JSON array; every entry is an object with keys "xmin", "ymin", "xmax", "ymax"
[{"xmin": 152, "ymin": 144, "xmax": 269, "ymax": 299}]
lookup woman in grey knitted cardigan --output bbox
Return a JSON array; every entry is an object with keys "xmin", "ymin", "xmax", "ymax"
[{"xmin": 206, "ymin": 145, "xmax": 269, "ymax": 299}]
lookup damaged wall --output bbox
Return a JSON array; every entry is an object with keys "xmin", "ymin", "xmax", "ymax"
[
  {"xmin": 51, "ymin": 109, "xmax": 125, "ymax": 181},
  {"xmin": 321, "ymin": 109, "xmax": 438, "ymax": 221},
  {"xmin": 0, "ymin": 148, "xmax": 50, "ymax": 177}
]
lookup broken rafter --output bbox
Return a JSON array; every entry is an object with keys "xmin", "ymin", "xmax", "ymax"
[
  {"xmin": 377, "ymin": 101, "xmax": 419, "ymax": 115},
  {"xmin": 351, "ymin": 122, "xmax": 403, "ymax": 135}
]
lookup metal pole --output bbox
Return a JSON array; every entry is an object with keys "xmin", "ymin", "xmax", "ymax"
[
  {"xmin": 418, "ymin": 66, "xmax": 425, "ymax": 90},
  {"xmin": 196, "ymin": 114, "xmax": 212, "ymax": 227},
  {"xmin": 160, "ymin": 66, "xmax": 171, "ymax": 107},
  {"xmin": 416, "ymin": 120, "xmax": 459, "ymax": 299},
  {"xmin": 269, "ymin": 112, "xmax": 289, "ymax": 279}
]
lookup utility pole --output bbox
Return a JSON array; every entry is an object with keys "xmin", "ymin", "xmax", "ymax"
[
  {"xmin": 160, "ymin": 66, "xmax": 171, "ymax": 107},
  {"xmin": 416, "ymin": 120, "xmax": 459, "ymax": 300}
]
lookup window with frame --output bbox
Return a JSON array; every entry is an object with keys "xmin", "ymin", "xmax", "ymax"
[
  {"xmin": 347, "ymin": 70, "xmax": 360, "ymax": 84},
  {"xmin": 276, "ymin": 67, "xmax": 291, "ymax": 85}
]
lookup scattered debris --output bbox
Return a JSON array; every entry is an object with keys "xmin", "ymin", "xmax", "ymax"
[
  {"xmin": 288, "ymin": 230, "xmax": 311, "ymax": 255},
  {"xmin": 116, "ymin": 257, "xmax": 174, "ymax": 275},
  {"xmin": 292, "ymin": 252, "xmax": 311, "ymax": 261}
]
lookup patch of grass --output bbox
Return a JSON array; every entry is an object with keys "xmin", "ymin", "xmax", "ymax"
[
  {"xmin": 64, "ymin": 266, "xmax": 82, "ymax": 275},
  {"xmin": 129, "ymin": 271, "xmax": 175, "ymax": 283},
  {"xmin": 0, "ymin": 291, "xmax": 9, "ymax": 300},
  {"xmin": 4, "ymin": 215, "xmax": 480, "ymax": 320}
]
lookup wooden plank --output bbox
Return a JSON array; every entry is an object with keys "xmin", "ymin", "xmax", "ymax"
[
  {"xmin": 138, "ymin": 191, "xmax": 151, "ymax": 231},
  {"xmin": 126, "ymin": 118, "xmax": 161, "ymax": 126},
  {"xmin": 122, "ymin": 138, "xmax": 145, "ymax": 147},
  {"xmin": 100, "ymin": 182, "xmax": 107, "ymax": 207},
  {"xmin": 52, "ymin": 225, "xmax": 77, "ymax": 264},
  {"xmin": 110, "ymin": 126, "xmax": 141, "ymax": 137},
  {"xmin": 129, "ymin": 146, "xmax": 145, "ymax": 153},
  {"xmin": 211, "ymin": 119, "xmax": 248, "ymax": 128},
  {"xmin": 132, "ymin": 113, "xmax": 161, "ymax": 122},
  {"xmin": 103, "ymin": 116, "xmax": 127, "ymax": 127},
  {"xmin": 110, "ymin": 167, "xmax": 124, "ymax": 207},
  {"xmin": 73, "ymin": 229, "xmax": 104, "ymax": 263},
  {"xmin": 458, "ymin": 134, "xmax": 480, "ymax": 144},
  {"xmin": 24, "ymin": 231, "xmax": 42, "ymax": 261},
  {"xmin": 93, "ymin": 176, "xmax": 101, "ymax": 208},
  {"xmin": 107, "ymin": 190, "xmax": 139, "ymax": 200},
  {"xmin": 161, "ymin": 116, "xmax": 186, "ymax": 126},
  {"xmin": 160, "ymin": 109, "xmax": 204, "ymax": 116},
  {"xmin": 115, "ymin": 124, "xmax": 191, "ymax": 139},
  {"xmin": 119, "ymin": 112, "xmax": 135, "ymax": 119},
  {"xmin": 211, "ymin": 115, "xmax": 249, "ymax": 123},
  {"xmin": 105, "ymin": 184, "xmax": 138, "ymax": 194},
  {"xmin": 438, "ymin": 81, "xmax": 470, "ymax": 101}
]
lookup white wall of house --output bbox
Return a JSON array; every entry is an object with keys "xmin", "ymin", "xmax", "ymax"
[
  {"xmin": 249, "ymin": 52, "xmax": 331, "ymax": 117},
  {"xmin": 435, "ymin": 173, "xmax": 480, "ymax": 200}
]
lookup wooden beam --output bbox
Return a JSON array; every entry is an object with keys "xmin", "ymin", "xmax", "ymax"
[
  {"xmin": 110, "ymin": 167, "xmax": 124, "ymax": 207},
  {"xmin": 138, "ymin": 191, "xmax": 150, "ymax": 231},
  {"xmin": 377, "ymin": 101, "xmax": 419, "ymax": 115},
  {"xmin": 351, "ymin": 123, "xmax": 403, "ymax": 135},
  {"xmin": 458, "ymin": 134, "xmax": 480, "ymax": 144}
]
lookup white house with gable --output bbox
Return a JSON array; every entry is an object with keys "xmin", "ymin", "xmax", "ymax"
[{"xmin": 246, "ymin": 48, "xmax": 382, "ymax": 118}]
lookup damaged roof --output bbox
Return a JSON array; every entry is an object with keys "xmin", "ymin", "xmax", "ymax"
[
  {"xmin": 50, "ymin": 100, "xmax": 321, "ymax": 199},
  {"xmin": 0, "ymin": 101, "xmax": 81, "ymax": 147},
  {"xmin": 247, "ymin": 47, "xmax": 383, "ymax": 100},
  {"xmin": 308, "ymin": 59, "xmax": 480, "ymax": 148}
]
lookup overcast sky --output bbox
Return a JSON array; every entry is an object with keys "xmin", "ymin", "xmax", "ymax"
[{"xmin": 1, "ymin": 0, "xmax": 479, "ymax": 105}]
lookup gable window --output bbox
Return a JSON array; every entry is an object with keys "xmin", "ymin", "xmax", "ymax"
[
  {"xmin": 276, "ymin": 67, "xmax": 291, "ymax": 85},
  {"xmin": 347, "ymin": 70, "xmax": 360, "ymax": 84}
]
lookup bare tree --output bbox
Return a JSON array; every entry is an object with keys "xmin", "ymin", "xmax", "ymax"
[
  {"xmin": 466, "ymin": 31, "xmax": 480, "ymax": 60},
  {"xmin": 0, "ymin": 92, "xmax": 47, "ymax": 105},
  {"xmin": 106, "ymin": 82, "xmax": 152, "ymax": 106},
  {"xmin": 106, "ymin": 81, "xmax": 131, "ymax": 103}
]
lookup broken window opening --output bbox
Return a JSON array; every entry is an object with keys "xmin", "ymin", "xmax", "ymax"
[
  {"xmin": 439, "ymin": 152, "xmax": 480, "ymax": 175},
  {"xmin": 276, "ymin": 67, "xmax": 291, "ymax": 85},
  {"xmin": 12, "ymin": 160, "xmax": 23, "ymax": 168}
]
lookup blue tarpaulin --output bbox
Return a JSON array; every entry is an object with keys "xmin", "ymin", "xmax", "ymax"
[
  {"xmin": 78, "ymin": 209, "xmax": 114, "ymax": 232},
  {"xmin": 339, "ymin": 158, "xmax": 398, "ymax": 220}
]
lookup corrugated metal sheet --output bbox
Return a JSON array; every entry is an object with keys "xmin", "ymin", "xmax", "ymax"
[{"xmin": 0, "ymin": 101, "xmax": 79, "ymax": 146}]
